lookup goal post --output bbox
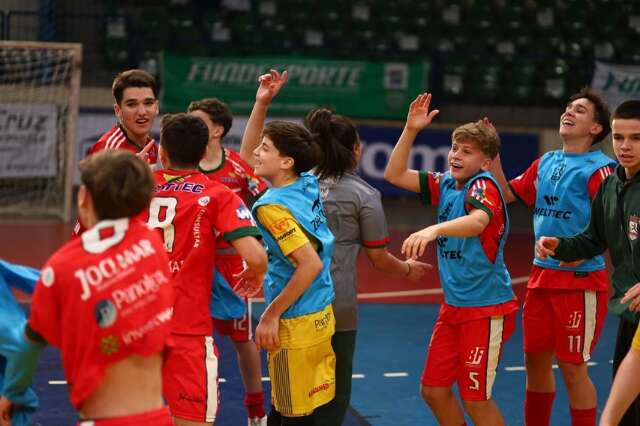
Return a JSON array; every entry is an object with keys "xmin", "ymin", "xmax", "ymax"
[{"xmin": 0, "ymin": 41, "xmax": 82, "ymax": 221}]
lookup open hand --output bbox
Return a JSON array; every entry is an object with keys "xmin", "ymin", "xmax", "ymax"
[
  {"xmin": 405, "ymin": 93, "xmax": 440, "ymax": 132},
  {"xmin": 402, "ymin": 226, "xmax": 438, "ymax": 260},
  {"xmin": 405, "ymin": 259, "xmax": 433, "ymax": 281},
  {"xmin": 233, "ymin": 267, "xmax": 264, "ymax": 297}
]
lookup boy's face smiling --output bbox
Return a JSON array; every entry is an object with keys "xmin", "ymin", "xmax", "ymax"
[
  {"xmin": 253, "ymin": 136, "xmax": 292, "ymax": 183},
  {"xmin": 448, "ymin": 138, "xmax": 491, "ymax": 187},
  {"xmin": 612, "ymin": 118, "xmax": 640, "ymax": 179}
]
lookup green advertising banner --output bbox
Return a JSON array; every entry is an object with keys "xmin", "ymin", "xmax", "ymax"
[{"xmin": 161, "ymin": 53, "xmax": 428, "ymax": 119}]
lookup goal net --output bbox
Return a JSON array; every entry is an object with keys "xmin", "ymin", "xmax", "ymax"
[{"xmin": 0, "ymin": 41, "xmax": 82, "ymax": 221}]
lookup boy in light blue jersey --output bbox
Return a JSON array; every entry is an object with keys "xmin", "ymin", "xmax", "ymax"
[
  {"xmin": 385, "ymin": 93, "xmax": 517, "ymax": 426},
  {"xmin": 0, "ymin": 259, "xmax": 39, "ymax": 426},
  {"xmin": 239, "ymin": 70, "xmax": 336, "ymax": 426}
]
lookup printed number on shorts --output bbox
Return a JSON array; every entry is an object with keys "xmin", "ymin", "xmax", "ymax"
[
  {"xmin": 234, "ymin": 316, "xmax": 247, "ymax": 331},
  {"xmin": 469, "ymin": 372, "xmax": 480, "ymax": 391},
  {"xmin": 568, "ymin": 335, "xmax": 582, "ymax": 353},
  {"xmin": 148, "ymin": 197, "xmax": 178, "ymax": 252}
]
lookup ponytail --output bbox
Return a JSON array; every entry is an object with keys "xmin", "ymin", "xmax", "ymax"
[{"xmin": 304, "ymin": 108, "xmax": 359, "ymax": 180}]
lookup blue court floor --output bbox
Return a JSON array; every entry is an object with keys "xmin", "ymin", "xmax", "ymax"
[{"xmin": 31, "ymin": 303, "xmax": 619, "ymax": 425}]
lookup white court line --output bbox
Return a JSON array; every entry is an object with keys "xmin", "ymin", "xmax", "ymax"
[
  {"xmin": 384, "ymin": 372, "xmax": 409, "ymax": 378},
  {"xmin": 48, "ymin": 380, "xmax": 67, "ymax": 385},
  {"xmin": 219, "ymin": 378, "xmax": 227, "ymax": 383},
  {"xmin": 506, "ymin": 361, "xmax": 599, "ymax": 372},
  {"xmin": 352, "ymin": 374, "xmax": 365, "ymax": 379},
  {"xmin": 250, "ymin": 276, "xmax": 529, "ymax": 303},
  {"xmin": 261, "ymin": 376, "xmax": 271, "ymax": 382}
]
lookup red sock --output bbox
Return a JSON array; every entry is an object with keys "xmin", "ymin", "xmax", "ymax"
[
  {"xmin": 245, "ymin": 391, "xmax": 265, "ymax": 418},
  {"xmin": 525, "ymin": 390, "xmax": 555, "ymax": 426},
  {"xmin": 570, "ymin": 407, "xmax": 596, "ymax": 426}
]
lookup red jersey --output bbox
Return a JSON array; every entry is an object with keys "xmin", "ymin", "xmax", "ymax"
[
  {"xmin": 199, "ymin": 148, "xmax": 268, "ymax": 252},
  {"xmin": 87, "ymin": 125, "xmax": 158, "ymax": 165},
  {"xmin": 423, "ymin": 172, "xmax": 505, "ymax": 263},
  {"xmin": 72, "ymin": 126, "xmax": 158, "ymax": 237},
  {"xmin": 509, "ymin": 159, "xmax": 613, "ymax": 291},
  {"xmin": 28, "ymin": 219, "xmax": 174, "ymax": 408},
  {"xmin": 141, "ymin": 169, "xmax": 261, "ymax": 335}
]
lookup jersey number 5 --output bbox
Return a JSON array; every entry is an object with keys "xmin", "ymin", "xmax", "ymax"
[{"xmin": 148, "ymin": 197, "xmax": 178, "ymax": 252}]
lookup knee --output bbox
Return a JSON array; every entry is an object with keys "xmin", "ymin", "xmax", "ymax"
[
  {"xmin": 559, "ymin": 362, "xmax": 587, "ymax": 387},
  {"xmin": 463, "ymin": 399, "xmax": 490, "ymax": 417},
  {"xmin": 421, "ymin": 386, "xmax": 451, "ymax": 406}
]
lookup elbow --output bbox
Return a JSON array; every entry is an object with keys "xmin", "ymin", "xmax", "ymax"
[
  {"xmin": 383, "ymin": 168, "xmax": 397, "ymax": 185},
  {"xmin": 309, "ymin": 257, "xmax": 324, "ymax": 278}
]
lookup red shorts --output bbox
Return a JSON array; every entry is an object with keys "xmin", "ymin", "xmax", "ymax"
[
  {"xmin": 162, "ymin": 334, "xmax": 219, "ymax": 423},
  {"xmin": 77, "ymin": 407, "xmax": 172, "ymax": 425},
  {"xmin": 523, "ymin": 288, "xmax": 608, "ymax": 363},
  {"xmin": 421, "ymin": 311, "xmax": 516, "ymax": 401},
  {"xmin": 212, "ymin": 306, "xmax": 253, "ymax": 342}
]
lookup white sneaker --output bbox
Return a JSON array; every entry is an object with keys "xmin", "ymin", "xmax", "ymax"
[{"xmin": 248, "ymin": 416, "xmax": 267, "ymax": 426}]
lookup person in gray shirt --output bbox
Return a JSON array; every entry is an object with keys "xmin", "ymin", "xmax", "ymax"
[{"xmin": 305, "ymin": 108, "xmax": 431, "ymax": 426}]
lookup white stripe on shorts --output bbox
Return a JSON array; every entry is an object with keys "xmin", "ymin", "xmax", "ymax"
[
  {"xmin": 247, "ymin": 298, "xmax": 253, "ymax": 340},
  {"xmin": 204, "ymin": 335, "xmax": 219, "ymax": 422},
  {"xmin": 485, "ymin": 316, "xmax": 505, "ymax": 400},
  {"xmin": 582, "ymin": 291, "xmax": 597, "ymax": 362}
]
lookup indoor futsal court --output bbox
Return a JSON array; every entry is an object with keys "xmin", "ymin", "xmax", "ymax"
[{"xmin": 0, "ymin": 203, "xmax": 619, "ymax": 426}]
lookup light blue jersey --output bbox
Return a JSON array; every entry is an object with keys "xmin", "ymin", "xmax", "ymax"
[
  {"xmin": 253, "ymin": 173, "xmax": 335, "ymax": 319},
  {"xmin": 436, "ymin": 172, "xmax": 514, "ymax": 307},
  {"xmin": 533, "ymin": 150, "xmax": 616, "ymax": 272},
  {"xmin": 0, "ymin": 259, "xmax": 40, "ymax": 426}
]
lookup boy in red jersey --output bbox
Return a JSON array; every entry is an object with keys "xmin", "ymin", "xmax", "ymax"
[
  {"xmin": 491, "ymin": 88, "xmax": 614, "ymax": 426},
  {"xmin": 143, "ymin": 113, "xmax": 267, "ymax": 426},
  {"xmin": 187, "ymin": 98, "xmax": 269, "ymax": 426},
  {"xmin": 87, "ymin": 69, "xmax": 159, "ymax": 164},
  {"xmin": 73, "ymin": 69, "xmax": 159, "ymax": 237},
  {"xmin": 0, "ymin": 150, "xmax": 175, "ymax": 425}
]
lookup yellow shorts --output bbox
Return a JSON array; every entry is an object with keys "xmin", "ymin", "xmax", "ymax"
[{"xmin": 268, "ymin": 304, "xmax": 336, "ymax": 416}]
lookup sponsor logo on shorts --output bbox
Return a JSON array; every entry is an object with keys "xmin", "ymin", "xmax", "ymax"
[
  {"xmin": 308, "ymin": 382, "xmax": 331, "ymax": 398},
  {"xmin": 100, "ymin": 335, "xmax": 120, "ymax": 355},
  {"xmin": 629, "ymin": 215, "xmax": 640, "ymax": 241},
  {"xmin": 314, "ymin": 311, "xmax": 332, "ymax": 331},
  {"xmin": 465, "ymin": 347, "xmax": 485, "ymax": 366},
  {"xmin": 95, "ymin": 299, "xmax": 118, "ymax": 328},
  {"xmin": 567, "ymin": 311, "xmax": 582, "ymax": 329}
]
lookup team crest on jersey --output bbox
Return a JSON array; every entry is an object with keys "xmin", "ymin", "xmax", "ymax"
[
  {"xmin": 41, "ymin": 267, "xmax": 55, "ymax": 288},
  {"xmin": 236, "ymin": 205, "xmax": 253, "ymax": 221},
  {"xmin": 198, "ymin": 196, "xmax": 210, "ymax": 206},
  {"xmin": 629, "ymin": 215, "xmax": 640, "ymax": 241},
  {"xmin": 470, "ymin": 185, "xmax": 494, "ymax": 206},
  {"xmin": 95, "ymin": 299, "xmax": 118, "ymax": 328},
  {"xmin": 431, "ymin": 172, "xmax": 443, "ymax": 184},
  {"xmin": 550, "ymin": 162, "xmax": 566, "ymax": 182},
  {"xmin": 100, "ymin": 335, "xmax": 120, "ymax": 355}
]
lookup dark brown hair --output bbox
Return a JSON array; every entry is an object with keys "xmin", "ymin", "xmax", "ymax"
[
  {"xmin": 187, "ymin": 98, "xmax": 233, "ymax": 138},
  {"xmin": 568, "ymin": 87, "xmax": 611, "ymax": 144},
  {"xmin": 79, "ymin": 150, "xmax": 154, "ymax": 220},
  {"xmin": 262, "ymin": 121, "xmax": 319, "ymax": 175},
  {"xmin": 304, "ymin": 108, "xmax": 359, "ymax": 180},
  {"xmin": 612, "ymin": 100, "xmax": 640, "ymax": 121},
  {"xmin": 160, "ymin": 113, "xmax": 209, "ymax": 169},
  {"xmin": 112, "ymin": 69, "xmax": 158, "ymax": 105}
]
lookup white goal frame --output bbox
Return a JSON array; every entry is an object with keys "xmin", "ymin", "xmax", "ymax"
[{"xmin": 0, "ymin": 41, "xmax": 82, "ymax": 221}]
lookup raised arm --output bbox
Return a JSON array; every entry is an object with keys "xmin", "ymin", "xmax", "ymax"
[
  {"xmin": 488, "ymin": 153, "xmax": 516, "ymax": 203},
  {"xmin": 384, "ymin": 93, "xmax": 439, "ymax": 193},
  {"xmin": 239, "ymin": 69, "xmax": 288, "ymax": 166}
]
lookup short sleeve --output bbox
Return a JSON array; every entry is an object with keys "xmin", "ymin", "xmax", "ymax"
[
  {"xmin": 255, "ymin": 204, "xmax": 312, "ymax": 256},
  {"xmin": 418, "ymin": 171, "xmax": 443, "ymax": 206},
  {"xmin": 360, "ymin": 192, "xmax": 390, "ymax": 249},
  {"xmin": 508, "ymin": 158, "xmax": 539, "ymax": 208},
  {"xmin": 210, "ymin": 186, "xmax": 261, "ymax": 242},
  {"xmin": 28, "ymin": 264, "xmax": 60, "ymax": 346},
  {"xmin": 465, "ymin": 178, "xmax": 503, "ymax": 219}
]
